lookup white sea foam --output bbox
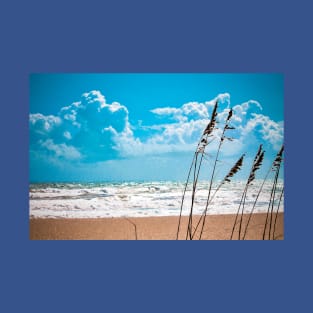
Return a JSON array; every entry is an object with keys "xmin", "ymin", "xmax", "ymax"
[{"xmin": 29, "ymin": 180, "xmax": 284, "ymax": 218}]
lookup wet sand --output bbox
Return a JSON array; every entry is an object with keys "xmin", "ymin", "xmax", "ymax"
[{"xmin": 29, "ymin": 212, "xmax": 283, "ymax": 240}]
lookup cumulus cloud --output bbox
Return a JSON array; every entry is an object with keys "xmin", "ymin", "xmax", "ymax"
[
  {"xmin": 151, "ymin": 93, "xmax": 231, "ymax": 123},
  {"xmin": 30, "ymin": 90, "xmax": 132, "ymax": 162},
  {"xmin": 205, "ymin": 92, "xmax": 231, "ymax": 108},
  {"xmin": 147, "ymin": 93, "xmax": 232, "ymax": 152},
  {"xmin": 30, "ymin": 91, "xmax": 283, "ymax": 164},
  {"xmin": 40, "ymin": 139, "xmax": 82, "ymax": 160},
  {"xmin": 29, "ymin": 113, "xmax": 62, "ymax": 144},
  {"xmin": 242, "ymin": 114, "xmax": 283, "ymax": 150},
  {"xmin": 232, "ymin": 100, "xmax": 263, "ymax": 123},
  {"xmin": 150, "ymin": 107, "xmax": 182, "ymax": 117},
  {"xmin": 148, "ymin": 94, "xmax": 283, "ymax": 157}
]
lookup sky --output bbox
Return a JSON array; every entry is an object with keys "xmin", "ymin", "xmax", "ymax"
[{"xmin": 29, "ymin": 73, "xmax": 284, "ymax": 182}]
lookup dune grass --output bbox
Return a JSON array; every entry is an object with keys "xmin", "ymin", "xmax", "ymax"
[
  {"xmin": 262, "ymin": 145, "xmax": 284, "ymax": 240},
  {"xmin": 176, "ymin": 100, "xmax": 218, "ymax": 240},
  {"xmin": 176, "ymin": 102, "xmax": 284, "ymax": 240},
  {"xmin": 230, "ymin": 144, "xmax": 265, "ymax": 240}
]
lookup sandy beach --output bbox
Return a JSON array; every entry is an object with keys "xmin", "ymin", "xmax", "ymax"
[{"xmin": 29, "ymin": 212, "xmax": 283, "ymax": 240}]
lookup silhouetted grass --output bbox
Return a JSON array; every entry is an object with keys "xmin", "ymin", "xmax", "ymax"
[
  {"xmin": 191, "ymin": 154, "xmax": 245, "ymax": 239},
  {"xmin": 273, "ymin": 186, "xmax": 284, "ymax": 240},
  {"xmin": 230, "ymin": 144, "xmax": 265, "ymax": 240},
  {"xmin": 177, "ymin": 100, "xmax": 218, "ymax": 240},
  {"xmin": 262, "ymin": 145, "xmax": 284, "ymax": 240},
  {"xmin": 242, "ymin": 165, "xmax": 272, "ymax": 240},
  {"xmin": 177, "ymin": 103, "xmax": 284, "ymax": 240},
  {"xmin": 198, "ymin": 108, "xmax": 235, "ymax": 239}
]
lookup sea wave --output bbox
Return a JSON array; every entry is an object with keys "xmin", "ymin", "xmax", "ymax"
[{"xmin": 29, "ymin": 180, "xmax": 284, "ymax": 218}]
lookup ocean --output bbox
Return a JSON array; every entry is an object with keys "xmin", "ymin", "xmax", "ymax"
[{"xmin": 29, "ymin": 180, "xmax": 284, "ymax": 218}]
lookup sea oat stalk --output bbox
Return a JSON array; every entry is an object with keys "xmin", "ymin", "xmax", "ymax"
[
  {"xmin": 230, "ymin": 144, "xmax": 265, "ymax": 240},
  {"xmin": 242, "ymin": 165, "xmax": 272, "ymax": 240},
  {"xmin": 272, "ymin": 187, "xmax": 284, "ymax": 240},
  {"xmin": 191, "ymin": 154, "xmax": 245, "ymax": 239},
  {"xmin": 262, "ymin": 145, "xmax": 284, "ymax": 240},
  {"xmin": 198, "ymin": 108, "xmax": 235, "ymax": 239},
  {"xmin": 176, "ymin": 101, "xmax": 218, "ymax": 240}
]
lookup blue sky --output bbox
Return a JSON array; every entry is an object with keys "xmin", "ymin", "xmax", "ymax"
[{"xmin": 30, "ymin": 73, "xmax": 283, "ymax": 182}]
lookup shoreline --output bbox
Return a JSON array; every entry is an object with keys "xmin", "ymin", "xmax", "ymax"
[{"xmin": 29, "ymin": 212, "xmax": 284, "ymax": 240}]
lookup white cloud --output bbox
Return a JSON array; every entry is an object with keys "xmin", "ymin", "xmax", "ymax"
[
  {"xmin": 63, "ymin": 131, "xmax": 72, "ymax": 140},
  {"xmin": 232, "ymin": 100, "xmax": 262, "ymax": 123},
  {"xmin": 30, "ymin": 90, "xmax": 132, "ymax": 162},
  {"xmin": 243, "ymin": 114, "xmax": 283, "ymax": 150},
  {"xmin": 40, "ymin": 139, "xmax": 82, "ymax": 160},
  {"xmin": 150, "ymin": 107, "xmax": 181, "ymax": 116},
  {"xmin": 30, "ymin": 91, "xmax": 283, "ymax": 163},
  {"xmin": 150, "ymin": 93, "xmax": 231, "ymax": 123},
  {"xmin": 204, "ymin": 93, "xmax": 231, "ymax": 108},
  {"xmin": 181, "ymin": 102, "xmax": 208, "ymax": 119},
  {"xmin": 145, "ymin": 94, "xmax": 282, "ymax": 157},
  {"xmin": 29, "ymin": 113, "xmax": 62, "ymax": 134}
]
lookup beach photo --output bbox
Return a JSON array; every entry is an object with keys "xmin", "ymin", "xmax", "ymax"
[{"xmin": 29, "ymin": 73, "xmax": 284, "ymax": 240}]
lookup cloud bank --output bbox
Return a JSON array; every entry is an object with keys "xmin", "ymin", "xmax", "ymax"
[{"xmin": 30, "ymin": 90, "xmax": 283, "ymax": 164}]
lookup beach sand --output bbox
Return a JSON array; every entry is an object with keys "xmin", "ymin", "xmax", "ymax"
[{"xmin": 29, "ymin": 213, "xmax": 283, "ymax": 240}]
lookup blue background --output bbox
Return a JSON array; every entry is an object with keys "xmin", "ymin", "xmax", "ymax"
[{"xmin": 1, "ymin": 1, "xmax": 311, "ymax": 312}]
